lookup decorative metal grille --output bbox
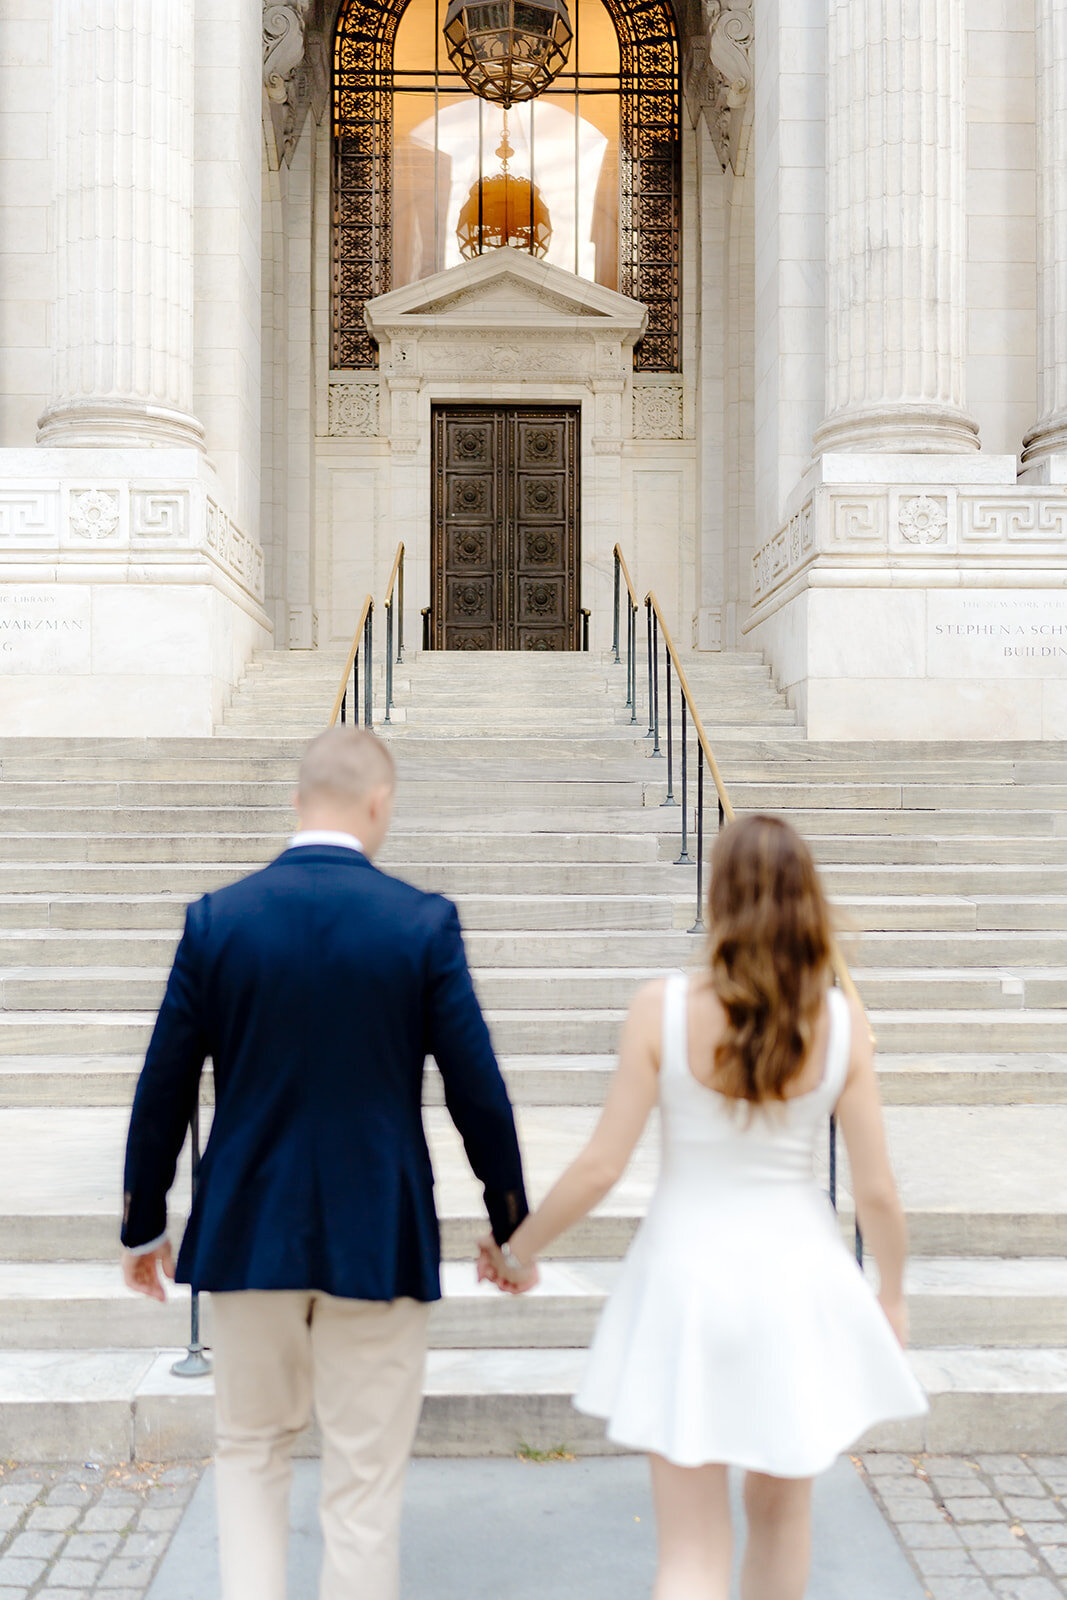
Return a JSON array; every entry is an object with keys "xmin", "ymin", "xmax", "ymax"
[{"xmin": 332, "ymin": 0, "xmax": 680, "ymax": 372}]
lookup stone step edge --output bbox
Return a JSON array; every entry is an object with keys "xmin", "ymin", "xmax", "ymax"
[{"xmin": 1, "ymin": 1346, "xmax": 1065, "ymax": 1461}]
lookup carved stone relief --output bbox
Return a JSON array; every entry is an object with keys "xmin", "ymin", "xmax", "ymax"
[
  {"xmin": 263, "ymin": 2, "xmax": 327, "ymax": 170},
  {"xmin": 632, "ymin": 384, "xmax": 685, "ymax": 439},
  {"xmin": 0, "ymin": 492, "xmax": 59, "ymax": 543},
  {"xmin": 327, "ymin": 383, "xmax": 379, "ymax": 437},
  {"xmin": 694, "ymin": 1, "xmax": 754, "ymax": 173}
]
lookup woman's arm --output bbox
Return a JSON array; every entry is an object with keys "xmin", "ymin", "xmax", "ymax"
[
  {"xmin": 480, "ymin": 980, "xmax": 664, "ymax": 1286},
  {"xmin": 835, "ymin": 995, "xmax": 910, "ymax": 1341}
]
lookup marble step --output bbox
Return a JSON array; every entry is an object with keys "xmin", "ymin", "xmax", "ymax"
[
  {"xmin": 5, "ymin": 1005, "xmax": 1067, "ymax": 1056},
  {"xmin": 2, "ymin": 1257, "xmax": 1064, "ymax": 1353},
  {"xmin": 0, "ymin": 1344, "xmax": 1063, "ymax": 1462},
  {"xmin": 0, "ymin": 1104, "xmax": 1062, "ymax": 1262},
  {"xmin": 0, "ymin": 890, "xmax": 1059, "ymax": 935},
  {"xmin": 1, "ymin": 803, "xmax": 1062, "ymax": 847},
  {"xmin": 1, "ymin": 965, "xmax": 1061, "ymax": 1014},
  {"xmin": 4, "ymin": 927, "xmax": 1067, "ymax": 973},
  {"xmin": 1, "ymin": 1051, "xmax": 1064, "ymax": 1110},
  {"xmin": 3, "ymin": 832, "xmax": 1066, "ymax": 876},
  {"xmin": 6, "ymin": 859, "xmax": 1067, "ymax": 899}
]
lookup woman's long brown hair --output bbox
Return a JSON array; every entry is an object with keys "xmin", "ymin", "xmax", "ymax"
[{"xmin": 707, "ymin": 814, "xmax": 833, "ymax": 1105}]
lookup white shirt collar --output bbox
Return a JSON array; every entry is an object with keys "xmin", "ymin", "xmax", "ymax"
[{"xmin": 288, "ymin": 830, "xmax": 365, "ymax": 854}]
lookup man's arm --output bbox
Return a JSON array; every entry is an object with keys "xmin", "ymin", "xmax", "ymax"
[
  {"xmin": 122, "ymin": 898, "xmax": 210, "ymax": 1257},
  {"xmin": 425, "ymin": 899, "xmax": 529, "ymax": 1244}
]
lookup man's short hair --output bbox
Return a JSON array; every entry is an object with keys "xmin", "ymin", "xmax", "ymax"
[{"xmin": 298, "ymin": 727, "xmax": 396, "ymax": 804}]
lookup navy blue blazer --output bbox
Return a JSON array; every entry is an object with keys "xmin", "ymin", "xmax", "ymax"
[{"xmin": 121, "ymin": 845, "xmax": 528, "ymax": 1301}]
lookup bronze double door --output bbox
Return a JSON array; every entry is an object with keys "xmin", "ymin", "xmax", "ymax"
[{"xmin": 431, "ymin": 405, "xmax": 580, "ymax": 650}]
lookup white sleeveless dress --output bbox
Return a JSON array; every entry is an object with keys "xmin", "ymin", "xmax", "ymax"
[{"xmin": 574, "ymin": 975, "xmax": 928, "ymax": 1477}]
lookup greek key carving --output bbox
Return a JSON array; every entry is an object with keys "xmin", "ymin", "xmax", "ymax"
[
  {"xmin": 131, "ymin": 491, "xmax": 189, "ymax": 542},
  {"xmin": 0, "ymin": 492, "xmax": 58, "ymax": 543},
  {"xmin": 960, "ymin": 496, "xmax": 1067, "ymax": 544}
]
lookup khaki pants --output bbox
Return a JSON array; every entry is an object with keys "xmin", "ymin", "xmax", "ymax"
[{"xmin": 211, "ymin": 1291, "xmax": 430, "ymax": 1600}]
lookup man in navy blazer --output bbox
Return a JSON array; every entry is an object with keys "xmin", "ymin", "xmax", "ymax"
[{"xmin": 121, "ymin": 726, "xmax": 531, "ymax": 1600}]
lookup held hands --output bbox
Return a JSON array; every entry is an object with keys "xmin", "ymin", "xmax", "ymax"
[
  {"xmin": 477, "ymin": 1234, "xmax": 540, "ymax": 1295},
  {"xmin": 122, "ymin": 1241, "xmax": 176, "ymax": 1303}
]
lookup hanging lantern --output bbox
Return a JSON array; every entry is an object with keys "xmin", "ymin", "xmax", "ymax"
[
  {"xmin": 457, "ymin": 123, "xmax": 552, "ymax": 258},
  {"xmin": 443, "ymin": 0, "xmax": 572, "ymax": 108}
]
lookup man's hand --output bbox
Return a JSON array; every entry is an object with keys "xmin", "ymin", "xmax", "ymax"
[
  {"xmin": 476, "ymin": 1234, "xmax": 539, "ymax": 1295},
  {"xmin": 122, "ymin": 1241, "xmax": 176, "ymax": 1303}
]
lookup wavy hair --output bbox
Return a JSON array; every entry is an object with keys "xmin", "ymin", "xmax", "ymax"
[{"xmin": 707, "ymin": 814, "xmax": 833, "ymax": 1105}]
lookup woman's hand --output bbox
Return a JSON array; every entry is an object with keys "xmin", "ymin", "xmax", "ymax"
[
  {"xmin": 477, "ymin": 1234, "xmax": 540, "ymax": 1295},
  {"xmin": 878, "ymin": 1290, "xmax": 909, "ymax": 1347}
]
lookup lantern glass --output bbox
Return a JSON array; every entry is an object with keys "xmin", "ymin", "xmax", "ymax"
[{"xmin": 443, "ymin": 0, "xmax": 572, "ymax": 107}]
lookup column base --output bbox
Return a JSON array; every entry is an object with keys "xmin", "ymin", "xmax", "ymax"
[
  {"xmin": 1021, "ymin": 414, "xmax": 1067, "ymax": 473},
  {"xmin": 813, "ymin": 403, "xmax": 981, "ymax": 457},
  {"xmin": 36, "ymin": 399, "xmax": 205, "ymax": 452}
]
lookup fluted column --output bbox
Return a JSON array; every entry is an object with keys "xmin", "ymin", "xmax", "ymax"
[
  {"xmin": 814, "ymin": 0, "xmax": 979, "ymax": 454},
  {"xmin": 1022, "ymin": 0, "xmax": 1067, "ymax": 466},
  {"xmin": 37, "ymin": 0, "xmax": 203, "ymax": 449}
]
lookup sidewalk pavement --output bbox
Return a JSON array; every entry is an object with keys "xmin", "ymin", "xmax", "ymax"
[{"xmin": 145, "ymin": 1455, "xmax": 926, "ymax": 1599}]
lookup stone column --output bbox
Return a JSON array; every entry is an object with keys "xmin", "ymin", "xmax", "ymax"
[
  {"xmin": 37, "ymin": 0, "xmax": 203, "ymax": 449},
  {"xmin": 1022, "ymin": 0, "xmax": 1067, "ymax": 467},
  {"xmin": 814, "ymin": 0, "xmax": 979, "ymax": 454}
]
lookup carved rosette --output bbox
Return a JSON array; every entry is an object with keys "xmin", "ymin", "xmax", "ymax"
[
  {"xmin": 69, "ymin": 489, "xmax": 121, "ymax": 542},
  {"xmin": 898, "ymin": 495, "xmax": 949, "ymax": 546},
  {"xmin": 632, "ymin": 384, "xmax": 685, "ymax": 439}
]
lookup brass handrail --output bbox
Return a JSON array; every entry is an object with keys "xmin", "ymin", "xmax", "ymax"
[
  {"xmin": 327, "ymin": 542, "xmax": 405, "ymax": 731},
  {"xmin": 614, "ymin": 543, "xmax": 639, "ymax": 610},
  {"xmin": 329, "ymin": 592, "xmax": 373, "ymax": 729},
  {"xmin": 641, "ymin": 585, "xmax": 869, "ymax": 1033},
  {"xmin": 644, "ymin": 590, "xmax": 735, "ymax": 828}
]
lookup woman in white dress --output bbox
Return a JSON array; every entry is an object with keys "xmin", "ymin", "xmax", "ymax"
[{"xmin": 479, "ymin": 814, "xmax": 927, "ymax": 1600}]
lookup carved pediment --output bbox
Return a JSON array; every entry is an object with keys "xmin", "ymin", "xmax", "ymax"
[{"xmin": 364, "ymin": 248, "xmax": 648, "ymax": 343}]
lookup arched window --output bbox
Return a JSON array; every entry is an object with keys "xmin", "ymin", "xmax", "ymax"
[{"xmin": 332, "ymin": 0, "xmax": 680, "ymax": 371}]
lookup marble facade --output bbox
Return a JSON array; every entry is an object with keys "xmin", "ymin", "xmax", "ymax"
[{"xmin": 0, "ymin": 0, "xmax": 1062, "ymax": 736}]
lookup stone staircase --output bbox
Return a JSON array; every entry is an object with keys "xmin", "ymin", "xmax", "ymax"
[{"xmin": 0, "ymin": 645, "xmax": 1065, "ymax": 1461}]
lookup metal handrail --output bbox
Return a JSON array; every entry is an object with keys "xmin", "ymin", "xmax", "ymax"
[
  {"xmin": 327, "ymin": 542, "xmax": 405, "ymax": 731},
  {"xmin": 612, "ymin": 546, "xmax": 869, "ymax": 1263},
  {"xmin": 329, "ymin": 593, "xmax": 374, "ymax": 729},
  {"xmin": 382, "ymin": 543, "xmax": 405, "ymax": 725},
  {"xmin": 612, "ymin": 543, "xmax": 639, "ymax": 724}
]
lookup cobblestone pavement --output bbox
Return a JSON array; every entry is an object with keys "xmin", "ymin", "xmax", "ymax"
[
  {"xmin": 860, "ymin": 1454, "xmax": 1067, "ymax": 1600},
  {"xmin": 0, "ymin": 1462, "xmax": 204, "ymax": 1599},
  {"xmin": 2, "ymin": 1453, "xmax": 1065, "ymax": 1597}
]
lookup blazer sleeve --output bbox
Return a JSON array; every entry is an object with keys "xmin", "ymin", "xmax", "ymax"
[
  {"xmin": 121, "ymin": 897, "xmax": 210, "ymax": 1250},
  {"xmin": 425, "ymin": 898, "xmax": 529, "ymax": 1244}
]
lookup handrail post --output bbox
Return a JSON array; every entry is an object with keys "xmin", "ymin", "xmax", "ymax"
[
  {"xmin": 629, "ymin": 604, "xmax": 637, "ymax": 722},
  {"xmin": 384, "ymin": 602, "xmax": 394, "ymax": 724},
  {"xmin": 340, "ymin": 690, "xmax": 347, "ymax": 726},
  {"xmin": 581, "ymin": 608, "xmax": 591, "ymax": 652},
  {"xmin": 645, "ymin": 602, "xmax": 654, "ymax": 739},
  {"xmin": 651, "ymin": 610, "xmax": 661, "ymax": 757},
  {"xmin": 612, "ymin": 555, "xmax": 620, "ymax": 664},
  {"xmin": 353, "ymin": 649, "xmax": 360, "ymax": 728},
  {"xmin": 171, "ymin": 1100, "xmax": 212, "ymax": 1378},
  {"xmin": 661, "ymin": 650, "xmax": 675, "ymax": 803},
  {"xmin": 690, "ymin": 750, "xmax": 705, "ymax": 933},
  {"xmin": 397, "ymin": 554, "xmax": 405, "ymax": 663},
  {"xmin": 675, "ymin": 695, "xmax": 690, "ymax": 863},
  {"xmin": 364, "ymin": 606, "xmax": 373, "ymax": 728}
]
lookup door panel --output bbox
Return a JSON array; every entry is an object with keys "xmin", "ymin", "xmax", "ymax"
[{"xmin": 432, "ymin": 405, "xmax": 579, "ymax": 650}]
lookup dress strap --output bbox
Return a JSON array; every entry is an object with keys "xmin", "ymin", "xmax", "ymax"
[
  {"xmin": 660, "ymin": 971, "xmax": 690, "ymax": 1081},
  {"xmin": 823, "ymin": 987, "xmax": 853, "ymax": 1106}
]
